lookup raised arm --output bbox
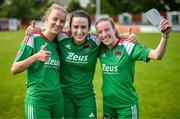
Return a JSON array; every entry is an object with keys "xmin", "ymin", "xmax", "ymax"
[
  {"xmin": 25, "ymin": 20, "xmax": 41, "ymax": 36},
  {"xmin": 11, "ymin": 43, "xmax": 51, "ymax": 75},
  {"xmin": 148, "ymin": 18, "xmax": 171, "ymax": 60},
  {"xmin": 120, "ymin": 28, "xmax": 137, "ymax": 43}
]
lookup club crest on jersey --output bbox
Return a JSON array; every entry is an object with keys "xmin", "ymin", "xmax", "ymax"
[
  {"xmin": 83, "ymin": 44, "xmax": 91, "ymax": 51},
  {"xmin": 115, "ymin": 50, "xmax": 121, "ymax": 56}
]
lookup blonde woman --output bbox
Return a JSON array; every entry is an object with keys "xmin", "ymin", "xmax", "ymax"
[{"xmin": 11, "ymin": 3, "xmax": 67, "ymax": 118}]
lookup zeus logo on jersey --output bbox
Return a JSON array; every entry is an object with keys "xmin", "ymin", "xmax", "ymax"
[
  {"xmin": 102, "ymin": 64, "xmax": 118, "ymax": 74},
  {"xmin": 44, "ymin": 57, "xmax": 60, "ymax": 68},
  {"xmin": 66, "ymin": 52, "xmax": 88, "ymax": 63}
]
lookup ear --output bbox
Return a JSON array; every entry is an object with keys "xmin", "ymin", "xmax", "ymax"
[
  {"xmin": 112, "ymin": 26, "xmax": 116, "ymax": 31},
  {"xmin": 45, "ymin": 15, "xmax": 48, "ymax": 22},
  {"xmin": 113, "ymin": 28, "xmax": 117, "ymax": 33}
]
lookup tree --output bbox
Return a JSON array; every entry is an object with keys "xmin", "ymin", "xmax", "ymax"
[
  {"xmin": 67, "ymin": 0, "xmax": 83, "ymax": 13},
  {"xmin": 100, "ymin": 0, "xmax": 180, "ymax": 15},
  {"xmin": 0, "ymin": 0, "xmax": 59, "ymax": 20},
  {"xmin": 85, "ymin": 2, "xmax": 96, "ymax": 15}
]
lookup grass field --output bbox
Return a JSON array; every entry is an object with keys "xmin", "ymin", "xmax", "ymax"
[{"xmin": 0, "ymin": 30, "xmax": 180, "ymax": 118}]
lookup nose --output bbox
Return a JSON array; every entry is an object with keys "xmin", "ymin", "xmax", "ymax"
[
  {"xmin": 56, "ymin": 20, "xmax": 64, "ymax": 26},
  {"xmin": 77, "ymin": 28, "xmax": 83, "ymax": 34},
  {"xmin": 102, "ymin": 31, "xmax": 107, "ymax": 37},
  {"xmin": 78, "ymin": 28, "xmax": 82, "ymax": 33}
]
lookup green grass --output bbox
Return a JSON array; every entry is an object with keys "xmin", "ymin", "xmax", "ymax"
[{"xmin": 0, "ymin": 30, "xmax": 180, "ymax": 118}]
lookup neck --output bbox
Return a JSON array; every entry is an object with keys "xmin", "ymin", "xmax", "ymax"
[
  {"xmin": 43, "ymin": 31, "xmax": 56, "ymax": 41},
  {"xmin": 73, "ymin": 38, "xmax": 86, "ymax": 45},
  {"xmin": 107, "ymin": 38, "xmax": 118, "ymax": 50}
]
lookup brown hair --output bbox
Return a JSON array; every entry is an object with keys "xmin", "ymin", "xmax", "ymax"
[
  {"xmin": 69, "ymin": 10, "xmax": 91, "ymax": 29},
  {"xmin": 95, "ymin": 17, "xmax": 121, "ymax": 57},
  {"xmin": 95, "ymin": 17, "xmax": 120, "ymax": 38}
]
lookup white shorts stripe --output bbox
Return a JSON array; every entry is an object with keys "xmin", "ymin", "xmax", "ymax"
[
  {"xmin": 131, "ymin": 104, "xmax": 137, "ymax": 119},
  {"xmin": 28, "ymin": 105, "xmax": 34, "ymax": 119}
]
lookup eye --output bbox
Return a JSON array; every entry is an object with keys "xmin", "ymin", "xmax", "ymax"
[
  {"xmin": 105, "ymin": 28, "xmax": 109, "ymax": 32},
  {"xmin": 73, "ymin": 25, "xmax": 78, "ymax": 29},
  {"xmin": 61, "ymin": 19, "xmax": 65, "ymax": 24},
  {"xmin": 81, "ymin": 26, "xmax": 87, "ymax": 29},
  {"xmin": 97, "ymin": 30, "xmax": 102, "ymax": 34},
  {"xmin": 52, "ymin": 17, "xmax": 58, "ymax": 21}
]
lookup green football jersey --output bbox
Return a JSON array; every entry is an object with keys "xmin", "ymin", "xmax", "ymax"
[
  {"xmin": 58, "ymin": 33, "xmax": 100, "ymax": 97},
  {"xmin": 15, "ymin": 32, "xmax": 63, "ymax": 105},
  {"xmin": 99, "ymin": 39, "xmax": 151, "ymax": 108}
]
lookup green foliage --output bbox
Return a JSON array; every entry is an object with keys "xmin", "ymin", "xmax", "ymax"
[
  {"xmin": 7, "ymin": 0, "xmax": 34, "ymax": 20},
  {"xmin": 0, "ymin": 0, "xmax": 59, "ymax": 20},
  {"xmin": 67, "ymin": 0, "xmax": 82, "ymax": 13},
  {"xmin": 101, "ymin": 0, "xmax": 115, "ymax": 15},
  {"xmin": 0, "ymin": 30, "xmax": 180, "ymax": 118},
  {"xmin": 100, "ymin": 0, "xmax": 180, "ymax": 14},
  {"xmin": 0, "ymin": 0, "xmax": 179, "ymax": 19},
  {"xmin": 85, "ymin": 2, "xmax": 96, "ymax": 15}
]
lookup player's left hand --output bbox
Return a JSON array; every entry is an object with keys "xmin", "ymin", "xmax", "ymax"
[
  {"xmin": 160, "ymin": 18, "xmax": 172, "ymax": 37},
  {"xmin": 120, "ymin": 28, "xmax": 137, "ymax": 43},
  {"xmin": 127, "ymin": 28, "xmax": 137, "ymax": 43},
  {"xmin": 25, "ymin": 20, "xmax": 41, "ymax": 36}
]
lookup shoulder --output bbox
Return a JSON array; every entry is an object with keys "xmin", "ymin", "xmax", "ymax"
[
  {"xmin": 87, "ymin": 33, "xmax": 100, "ymax": 46},
  {"xmin": 118, "ymin": 38, "xmax": 135, "ymax": 55},
  {"xmin": 58, "ymin": 32, "xmax": 70, "ymax": 42},
  {"xmin": 21, "ymin": 33, "xmax": 41, "ymax": 48}
]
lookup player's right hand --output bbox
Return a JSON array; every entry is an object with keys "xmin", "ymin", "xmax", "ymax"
[
  {"xmin": 35, "ymin": 43, "xmax": 51, "ymax": 62},
  {"xmin": 25, "ymin": 20, "xmax": 41, "ymax": 36}
]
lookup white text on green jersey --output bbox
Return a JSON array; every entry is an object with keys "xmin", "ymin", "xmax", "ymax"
[
  {"xmin": 102, "ymin": 64, "xmax": 118, "ymax": 74},
  {"xmin": 66, "ymin": 52, "xmax": 88, "ymax": 64},
  {"xmin": 44, "ymin": 57, "xmax": 60, "ymax": 68}
]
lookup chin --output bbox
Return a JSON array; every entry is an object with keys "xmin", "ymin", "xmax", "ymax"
[
  {"xmin": 52, "ymin": 31, "xmax": 60, "ymax": 35},
  {"xmin": 102, "ymin": 42, "xmax": 110, "ymax": 45},
  {"xmin": 75, "ymin": 38, "xmax": 84, "ymax": 42}
]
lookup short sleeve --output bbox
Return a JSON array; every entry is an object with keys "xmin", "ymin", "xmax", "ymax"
[
  {"xmin": 131, "ymin": 42, "xmax": 151, "ymax": 62},
  {"xmin": 58, "ymin": 32, "xmax": 70, "ymax": 42},
  {"xmin": 15, "ymin": 36, "xmax": 34, "ymax": 62}
]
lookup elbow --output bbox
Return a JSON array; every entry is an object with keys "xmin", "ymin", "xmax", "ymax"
[
  {"xmin": 156, "ymin": 57, "xmax": 162, "ymax": 60},
  {"xmin": 11, "ymin": 67, "xmax": 18, "ymax": 75},
  {"xmin": 154, "ymin": 55, "xmax": 163, "ymax": 60}
]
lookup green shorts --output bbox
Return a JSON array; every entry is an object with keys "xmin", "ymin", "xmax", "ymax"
[
  {"xmin": 103, "ymin": 103, "xmax": 139, "ymax": 119},
  {"xmin": 64, "ymin": 94, "xmax": 97, "ymax": 119},
  {"xmin": 25, "ymin": 100, "xmax": 64, "ymax": 119}
]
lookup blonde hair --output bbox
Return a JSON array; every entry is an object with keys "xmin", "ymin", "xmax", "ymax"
[{"xmin": 43, "ymin": 3, "xmax": 67, "ymax": 20}]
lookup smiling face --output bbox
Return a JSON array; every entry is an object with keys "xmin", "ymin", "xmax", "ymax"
[
  {"xmin": 45, "ymin": 9, "xmax": 66, "ymax": 35},
  {"xmin": 70, "ymin": 17, "xmax": 89, "ymax": 45},
  {"xmin": 96, "ymin": 20, "xmax": 117, "ymax": 47}
]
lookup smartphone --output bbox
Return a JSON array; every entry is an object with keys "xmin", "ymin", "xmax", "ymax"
[{"xmin": 145, "ymin": 8, "xmax": 162, "ymax": 31}]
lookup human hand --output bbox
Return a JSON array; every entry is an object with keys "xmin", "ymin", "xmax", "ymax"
[
  {"xmin": 127, "ymin": 28, "xmax": 137, "ymax": 43},
  {"xmin": 35, "ymin": 43, "xmax": 51, "ymax": 62},
  {"xmin": 25, "ymin": 20, "xmax": 41, "ymax": 36},
  {"xmin": 120, "ymin": 28, "xmax": 137, "ymax": 43},
  {"xmin": 160, "ymin": 18, "xmax": 172, "ymax": 38}
]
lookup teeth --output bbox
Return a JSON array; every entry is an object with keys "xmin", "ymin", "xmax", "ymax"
[{"xmin": 77, "ymin": 35, "xmax": 83, "ymax": 39}]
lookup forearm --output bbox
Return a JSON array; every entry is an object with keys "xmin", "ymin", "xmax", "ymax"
[
  {"xmin": 148, "ymin": 34, "xmax": 169, "ymax": 60},
  {"xmin": 11, "ymin": 54, "xmax": 38, "ymax": 75}
]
